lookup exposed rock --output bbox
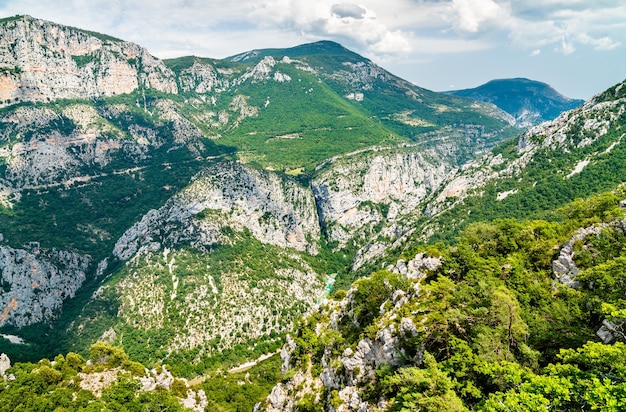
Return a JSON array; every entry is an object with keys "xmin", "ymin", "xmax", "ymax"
[
  {"xmin": 259, "ymin": 259, "xmax": 425, "ymax": 411},
  {"xmin": 176, "ymin": 60, "xmax": 231, "ymax": 94},
  {"xmin": 79, "ymin": 368, "xmax": 121, "ymax": 397},
  {"xmin": 312, "ymin": 148, "xmax": 450, "ymax": 246},
  {"xmin": 0, "ymin": 353, "xmax": 10, "ymax": 380},
  {"xmin": 0, "ymin": 15, "xmax": 177, "ymax": 107},
  {"xmin": 99, "ymin": 328, "xmax": 117, "ymax": 344},
  {"xmin": 266, "ymin": 382, "xmax": 290, "ymax": 411},
  {"xmin": 236, "ymin": 56, "xmax": 277, "ymax": 84},
  {"xmin": 596, "ymin": 319, "xmax": 624, "ymax": 344},
  {"xmin": 183, "ymin": 388, "xmax": 209, "ymax": 412},
  {"xmin": 553, "ymin": 219, "xmax": 626, "ymax": 287},
  {"xmin": 0, "ymin": 245, "xmax": 90, "ymax": 327},
  {"xmin": 139, "ymin": 366, "xmax": 175, "ymax": 391},
  {"xmin": 113, "ymin": 161, "xmax": 321, "ymax": 259},
  {"xmin": 281, "ymin": 335, "xmax": 297, "ymax": 373},
  {"xmin": 388, "ymin": 252, "xmax": 442, "ymax": 281}
]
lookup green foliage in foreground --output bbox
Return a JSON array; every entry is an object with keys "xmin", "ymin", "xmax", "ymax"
[
  {"xmin": 199, "ymin": 355, "xmax": 283, "ymax": 412},
  {"xmin": 0, "ymin": 342, "xmax": 185, "ymax": 412},
  {"xmin": 0, "ymin": 340, "xmax": 282, "ymax": 412},
  {"xmin": 284, "ymin": 189, "xmax": 626, "ymax": 411}
]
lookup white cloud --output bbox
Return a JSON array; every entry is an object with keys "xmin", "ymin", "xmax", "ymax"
[
  {"xmin": 331, "ymin": 3, "xmax": 367, "ymax": 19},
  {"xmin": 530, "ymin": 49, "xmax": 541, "ymax": 56},
  {"xmin": 577, "ymin": 33, "xmax": 621, "ymax": 51},
  {"xmin": 450, "ymin": 0, "xmax": 507, "ymax": 33},
  {"xmin": 369, "ymin": 30, "xmax": 412, "ymax": 53},
  {"xmin": 555, "ymin": 37, "xmax": 576, "ymax": 55},
  {"xmin": 248, "ymin": 0, "xmax": 413, "ymax": 55}
]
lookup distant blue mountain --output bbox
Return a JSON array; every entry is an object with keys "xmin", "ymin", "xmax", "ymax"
[{"xmin": 446, "ymin": 78, "xmax": 584, "ymax": 127}]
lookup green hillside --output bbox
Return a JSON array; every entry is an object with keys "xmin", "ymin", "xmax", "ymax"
[
  {"xmin": 256, "ymin": 187, "xmax": 626, "ymax": 411},
  {"xmin": 2, "ymin": 16, "xmax": 625, "ymax": 411}
]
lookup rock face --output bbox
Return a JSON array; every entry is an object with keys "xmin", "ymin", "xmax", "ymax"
[
  {"xmin": 0, "ymin": 15, "xmax": 176, "ymax": 107},
  {"xmin": 0, "ymin": 244, "xmax": 90, "ymax": 327},
  {"xmin": 0, "ymin": 353, "xmax": 10, "ymax": 379},
  {"xmin": 312, "ymin": 148, "xmax": 451, "ymax": 246},
  {"xmin": 261, "ymin": 255, "xmax": 426, "ymax": 412},
  {"xmin": 113, "ymin": 161, "xmax": 321, "ymax": 259},
  {"xmin": 388, "ymin": 252, "xmax": 442, "ymax": 281}
]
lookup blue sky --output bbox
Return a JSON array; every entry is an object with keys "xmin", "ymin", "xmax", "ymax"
[{"xmin": 1, "ymin": 0, "xmax": 625, "ymax": 99}]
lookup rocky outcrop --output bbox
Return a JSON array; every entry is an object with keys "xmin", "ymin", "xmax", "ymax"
[
  {"xmin": 176, "ymin": 60, "xmax": 227, "ymax": 94},
  {"xmin": 0, "ymin": 15, "xmax": 177, "ymax": 107},
  {"xmin": 0, "ymin": 353, "xmax": 10, "ymax": 380},
  {"xmin": 553, "ymin": 218, "xmax": 626, "ymax": 344},
  {"xmin": 113, "ymin": 161, "xmax": 321, "ymax": 259},
  {"xmin": 261, "ymin": 255, "xmax": 425, "ymax": 412},
  {"xmin": 0, "ymin": 244, "xmax": 90, "ymax": 327},
  {"xmin": 388, "ymin": 252, "xmax": 442, "ymax": 281},
  {"xmin": 553, "ymin": 218, "xmax": 626, "ymax": 287},
  {"xmin": 312, "ymin": 147, "xmax": 451, "ymax": 246}
]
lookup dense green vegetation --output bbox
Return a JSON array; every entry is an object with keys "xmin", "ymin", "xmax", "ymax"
[
  {"xmin": 283, "ymin": 188, "xmax": 626, "ymax": 411},
  {"xmin": 199, "ymin": 355, "xmax": 283, "ymax": 412},
  {"xmin": 218, "ymin": 63, "xmax": 406, "ymax": 172},
  {"xmin": 0, "ymin": 342, "xmax": 186, "ymax": 411},
  {"xmin": 0, "ymin": 339, "xmax": 282, "ymax": 412},
  {"xmin": 56, "ymin": 228, "xmax": 335, "ymax": 377},
  {"xmin": 4, "ymin": 188, "xmax": 626, "ymax": 410},
  {"xmin": 420, "ymin": 106, "xmax": 626, "ymax": 245},
  {"xmin": 1, "ymin": 22, "xmax": 624, "ymax": 409}
]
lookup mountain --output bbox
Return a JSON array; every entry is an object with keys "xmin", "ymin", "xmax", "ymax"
[
  {"xmin": 257, "ymin": 79, "xmax": 626, "ymax": 412},
  {"xmin": 0, "ymin": 15, "xmax": 516, "ymax": 367},
  {"xmin": 446, "ymin": 78, "xmax": 585, "ymax": 127},
  {"xmin": 258, "ymin": 188, "xmax": 626, "ymax": 412},
  {"xmin": 344, "ymin": 78, "xmax": 626, "ymax": 280},
  {"xmin": 0, "ymin": 13, "xmax": 625, "ymax": 412}
]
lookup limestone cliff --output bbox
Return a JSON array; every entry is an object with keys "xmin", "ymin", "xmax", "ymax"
[
  {"xmin": 312, "ymin": 147, "xmax": 451, "ymax": 247},
  {"xmin": 0, "ymin": 15, "xmax": 177, "ymax": 107},
  {"xmin": 113, "ymin": 161, "xmax": 321, "ymax": 259},
  {"xmin": 0, "ymin": 242, "xmax": 90, "ymax": 328}
]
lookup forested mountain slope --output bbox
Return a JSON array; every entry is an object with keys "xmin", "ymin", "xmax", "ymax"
[
  {"xmin": 0, "ymin": 15, "xmax": 516, "ymax": 367},
  {"xmin": 0, "ymin": 15, "xmax": 625, "ymax": 411},
  {"xmin": 259, "ymin": 188, "xmax": 626, "ymax": 411}
]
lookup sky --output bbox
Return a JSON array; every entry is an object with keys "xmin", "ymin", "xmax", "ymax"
[{"xmin": 1, "ymin": 0, "xmax": 625, "ymax": 99}]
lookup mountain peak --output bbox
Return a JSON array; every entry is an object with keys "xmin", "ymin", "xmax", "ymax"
[
  {"xmin": 446, "ymin": 78, "xmax": 584, "ymax": 127},
  {"xmin": 227, "ymin": 39, "xmax": 365, "ymax": 64}
]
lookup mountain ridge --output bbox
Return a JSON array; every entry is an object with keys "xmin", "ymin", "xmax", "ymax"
[
  {"xmin": 446, "ymin": 77, "xmax": 584, "ymax": 127},
  {"xmin": 1, "ymin": 14, "xmax": 622, "ymax": 395},
  {"xmin": 0, "ymin": 13, "xmax": 625, "ymax": 412}
]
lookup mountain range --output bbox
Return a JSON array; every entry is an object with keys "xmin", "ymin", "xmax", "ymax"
[
  {"xmin": 0, "ymin": 14, "xmax": 625, "ymax": 412},
  {"xmin": 446, "ymin": 78, "xmax": 585, "ymax": 127}
]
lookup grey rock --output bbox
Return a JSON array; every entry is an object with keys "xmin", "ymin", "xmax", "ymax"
[
  {"xmin": 0, "ymin": 353, "xmax": 10, "ymax": 380},
  {"xmin": 113, "ymin": 161, "xmax": 321, "ymax": 261},
  {"xmin": 0, "ymin": 245, "xmax": 90, "ymax": 327},
  {"xmin": 596, "ymin": 319, "xmax": 623, "ymax": 344},
  {"xmin": 0, "ymin": 16, "xmax": 177, "ymax": 108},
  {"xmin": 390, "ymin": 252, "xmax": 441, "ymax": 280},
  {"xmin": 553, "ymin": 219, "xmax": 626, "ymax": 288},
  {"xmin": 281, "ymin": 335, "xmax": 297, "ymax": 374}
]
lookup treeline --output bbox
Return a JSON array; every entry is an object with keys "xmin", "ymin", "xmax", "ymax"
[{"xmin": 284, "ymin": 188, "xmax": 626, "ymax": 411}]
